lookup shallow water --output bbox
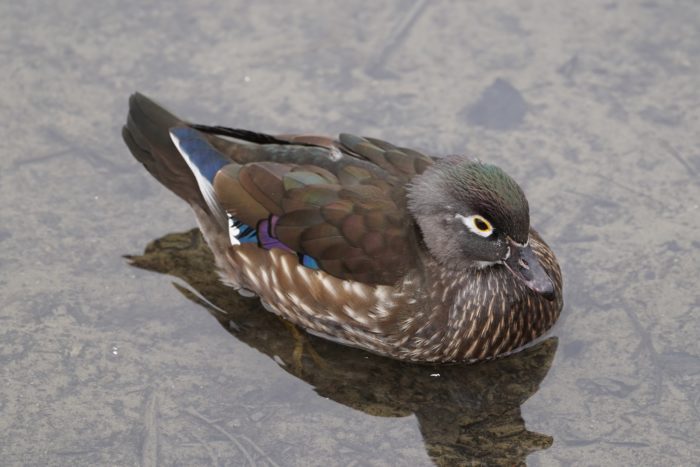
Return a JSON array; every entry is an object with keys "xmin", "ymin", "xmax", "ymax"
[{"xmin": 1, "ymin": 1, "xmax": 699, "ymax": 465}]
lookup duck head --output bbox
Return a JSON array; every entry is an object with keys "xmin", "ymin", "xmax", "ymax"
[{"xmin": 408, "ymin": 157, "xmax": 555, "ymax": 300}]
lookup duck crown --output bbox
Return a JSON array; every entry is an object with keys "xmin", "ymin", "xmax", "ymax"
[
  {"xmin": 445, "ymin": 160, "xmax": 530, "ymax": 243},
  {"xmin": 410, "ymin": 159, "xmax": 530, "ymax": 242}
]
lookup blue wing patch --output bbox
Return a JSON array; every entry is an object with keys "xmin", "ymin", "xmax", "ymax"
[
  {"xmin": 228, "ymin": 216, "xmax": 258, "ymax": 245},
  {"xmin": 170, "ymin": 127, "xmax": 229, "ymax": 182},
  {"xmin": 301, "ymin": 255, "xmax": 319, "ymax": 269},
  {"xmin": 227, "ymin": 214, "xmax": 319, "ymax": 270}
]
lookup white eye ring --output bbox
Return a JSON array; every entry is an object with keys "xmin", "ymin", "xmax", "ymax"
[{"xmin": 456, "ymin": 214, "xmax": 494, "ymax": 238}]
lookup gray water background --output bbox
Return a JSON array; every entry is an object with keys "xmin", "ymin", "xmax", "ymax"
[{"xmin": 1, "ymin": 1, "xmax": 699, "ymax": 465}]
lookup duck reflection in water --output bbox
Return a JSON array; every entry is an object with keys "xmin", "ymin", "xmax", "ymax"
[{"xmin": 127, "ymin": 229, "xmax": 558, "ymax": 465}]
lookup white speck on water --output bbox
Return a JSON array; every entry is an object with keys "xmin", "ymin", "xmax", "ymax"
[
  {"xmin": 243, "ymin": 75, "xmax": 251, "ymax": 83},
  {"xmin": 111, "ymin": 346, "xmax": 118, "ymax": 356},
  {"xmin": 430, "ymin": 373, "xmax": 440, "ymax": 377}
]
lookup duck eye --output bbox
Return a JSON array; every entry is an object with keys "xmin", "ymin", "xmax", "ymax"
[
  {"xmin": 474, "ymin": 217, "xmax": 489, "ymax": 231},
  {"xmin": 456, "ymin": 214, "xmax": 494, "ymax": 238}
]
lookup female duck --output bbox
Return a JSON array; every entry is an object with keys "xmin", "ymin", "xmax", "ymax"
[{"xmin": 123, "ymin": 93, "xmax": 562, "ymax": 363}]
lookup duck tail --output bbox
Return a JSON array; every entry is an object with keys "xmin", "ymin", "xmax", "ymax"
[{"xmin": 122, "ymin": 92, "xmax": 209, "ymax": 212}]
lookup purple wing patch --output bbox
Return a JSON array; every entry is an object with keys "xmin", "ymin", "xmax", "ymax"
[
  {"xmin": 256, "ymin": 216, "xmax": 320, "ymax": 270},
  {"xmin": 257, "ymin": 216, "xmax": 295, "ymax": 253}
]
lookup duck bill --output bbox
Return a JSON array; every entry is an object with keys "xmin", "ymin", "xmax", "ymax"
[{"xmin": 503, "ymin": 239, "xmax": 555, "ymax": 300}]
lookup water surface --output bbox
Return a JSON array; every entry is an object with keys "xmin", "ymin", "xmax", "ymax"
[{"xmin": 1, "ymin": 1, "xmax": 698, "ymax": 465}]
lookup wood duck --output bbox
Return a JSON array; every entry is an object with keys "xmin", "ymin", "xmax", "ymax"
[{"xmin": 123, "ymin": 93, "xmax": 563, "ymax": 363}]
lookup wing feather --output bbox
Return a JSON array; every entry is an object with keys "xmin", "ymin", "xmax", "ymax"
[{"xmin": 207, "ymin": 132, "xmax": 432, "ymax": 285}]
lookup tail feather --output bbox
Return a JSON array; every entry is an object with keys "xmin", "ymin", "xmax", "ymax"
[
  {"xmin": 169, "ymin": 126, "xmax": 229, "ymax": 227},
  {"xmin": 122, "ymin": 93, "xmax": 208, "ymax": 211}
]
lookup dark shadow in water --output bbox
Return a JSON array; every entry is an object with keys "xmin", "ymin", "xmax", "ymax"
[{"xmin": 127, "ymin": 229, "xmax": 557, "ymax": 465}]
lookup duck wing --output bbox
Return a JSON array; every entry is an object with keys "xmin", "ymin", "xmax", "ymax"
[
  {"xmin": 124, "ymin": 93, "xmax": 433, "ymax": 286},
  {"xmin": 200, "ymin": 131, "xmax": 425, "ymax": 286}
]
